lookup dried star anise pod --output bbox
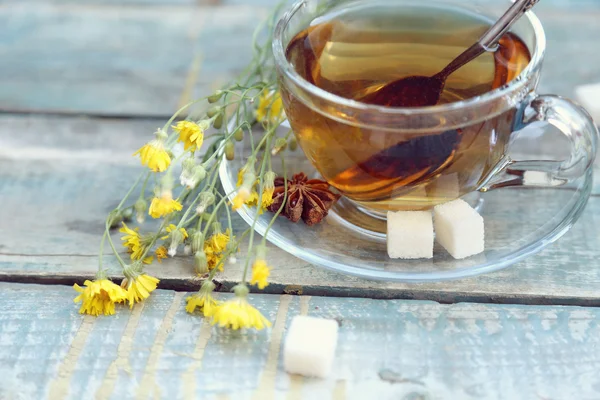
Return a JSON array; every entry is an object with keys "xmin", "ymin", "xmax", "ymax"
[{"xmin": 267, "ymin": 172, "xmax": 340, "ymax": 226}]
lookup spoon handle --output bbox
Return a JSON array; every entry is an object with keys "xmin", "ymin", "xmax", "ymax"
[
  {"xmin": 478, "ymin": 0, "xmax": 540, "ymax": 49},
  {"xmin": 436, "ymin": 0, "xmax": 539, "ymax": 79}
]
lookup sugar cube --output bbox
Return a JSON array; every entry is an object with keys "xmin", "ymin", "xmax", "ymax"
[
  {"xmin": 387, "ymin": 211, "xmax": 433, "ymax": 259},
  {"xmin": 575, "ymin": 82, "xmax": 600, "ymax": 123},
  {"xmin": 283, "ymin": 316, "xmax": 339, "ymax": 378},
  {"xmin": 434, "ymin": 199, "xmax": 484, "ymax": 259}
]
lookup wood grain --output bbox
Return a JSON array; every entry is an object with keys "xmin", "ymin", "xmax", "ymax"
[
  {"xmin": 0, "ymin": 2, "xmax": 269, "ymax": 117},
  {"xmin": 0, "ymin": 1, "xmax": 599, "ymax": 116},
  {"xmin": 1, "ymin": 282, "xmax": 600, "ymax": 399},
  {"xmin": 0, "ymin": 114, "xmax": 599, "ymax": 305}
]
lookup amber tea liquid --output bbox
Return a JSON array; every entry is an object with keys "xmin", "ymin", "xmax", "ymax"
[{"xmin": 282, "ymin": 3, "xmax": 531, "ymax": 211}]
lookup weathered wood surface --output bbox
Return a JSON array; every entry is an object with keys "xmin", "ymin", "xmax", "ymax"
[
  {"xmin": 1, "ymin": 282, "xmax": 599, "ymax": 400},
  {"xmin": 1, "ymin": 114, "xmax": 599, "ymax": 306},
  {"xmin": 0, "ymin": 0, "xmax": 599, "ymax": 117},
  {"xmin": 0, "ymin": 2, "xmax": 270, "ymax": 117}
]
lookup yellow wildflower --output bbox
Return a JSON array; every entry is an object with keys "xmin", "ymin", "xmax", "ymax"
[
  {"xmin": 243, "ymin": 190, "xmax": 269, "ymax": 214},
  {"xmin": 161, "ymin": 224, "xmax": 189, "ymax": 240},
  {"xmin": 236, "ymin": 168, "xmax": 245, "ymax": 187},
  {"xmin": 256, "ymin": 90, "xmax": 284, "ymax": 126},
  {"xmin": 260, "ymin": 190, "xmax": 274, "ymax": 209},
  {"xmin": 121, "ymin": 273, "xmax": 160, "ymax": 308},
  {"xmin": 73, "ymin": 279, "xmax": 127, "ymax": 316},
  {"xmin": 173, "ymin": 120, "xmax": 204, "ymax": 151},
  {"xmin": 204, "ymin": 243, "xmax": 224, "ymax": 271},
  {"xmin": 261, "ymin": 171, "xmax": 276, "ymax": 209},
  {"xmin": 149, "ymin": 192, "xmax": 183, "ymax": 218},
  {"xmin": 250, "ymin": 259, "xmax": 270, "ymax": 290},
  {"xmin": 186, "ymin": 293, "xmax": 219, "ymax": 317},
  {"xmin": 245, "ymin": 190, "xmax": 259, "ymax": 207},
  {"xmin": 209, "ymin": 229, "xmax": 230, "ymax": 253},
  {"xmin": 120, "ymin": 223, "xmax": 141, "ymax": 252},
  {"xmin": 155, "ymin": 246, "xmax": 168, "ymax": 263},
  {"xmin": 242, "ymin": 172, "xmax": 275, "ymax": 212},
  {"xmin": 119, "ymin": 222, "xmax": 153, "ymax": 264},
  {"xmin": 186, "ymin": 288, "xmax": 219, "ymax": 317},
  {"xmin": 211, "ymin": 285, "xmax": 271, "ymax": 330},
  {"xmin": 141, "ymin": 256, "xmax": 154, "ymax": 265},
  {"xmin": 134, "ymin": 139, "xmax": 171, "ymax": 172},
  {"xmin": 231, "ymin": 187, "xmax": 251, "ymax": 211}
]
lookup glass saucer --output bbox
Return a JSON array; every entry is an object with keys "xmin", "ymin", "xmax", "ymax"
[{"xmin": 219, "ymin": 124, "xmax": 593, "ymax": 282}]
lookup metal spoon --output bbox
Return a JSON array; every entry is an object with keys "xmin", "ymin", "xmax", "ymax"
[{"xmin": 361, "ymin": 0, "xmax": 540, "ymax": 107}]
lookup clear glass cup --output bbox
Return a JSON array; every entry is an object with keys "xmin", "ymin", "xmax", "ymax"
[{"xmin": 272, "ymin": 0, "xmax": 598, "ymax": 218}]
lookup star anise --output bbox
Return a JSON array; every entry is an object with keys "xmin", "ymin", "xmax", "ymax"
[{"xmin": 267, "ymin": 172, "xmax": 340, "ymax": 226}]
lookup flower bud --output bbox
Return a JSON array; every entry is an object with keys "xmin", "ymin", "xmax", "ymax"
[
  {"xmin": 241, "ymin": 166, "xmax": 256, "ymax": 193},
  {"xmin": 271, "ymin": 137, "xmax": 288, "ymax": 155},
  {"xmin": 233, "ymin": 128, "xmax": 244, "ymax": 142},
  {"xmin": 254, "ymin": 244, "xmax": 267, "ymax": 260},
  {"xmin": 200, "ymin": 279, "xmax": 216, "ymax": 293},
  {"xmin": 207, "ymin": 90, "xmax": 223, "ymax": 103},
  {"xmin": 155, "ymin": 128, "xmax": 168, "ymax": 141},
  {"xmin": 194, "ymin": 251, "xmax": 208, "ymax": 275},
  {"xmin": 134, "ymin": 198, "xmax": 148, "ymax": 224},
  {"xmin": 206, "ymin": 107, "xmax": 220, "ymax": 118},
  {"xmin": 191, "ymin": 231, "xmax": 204, "ymax": 254},
  {"xmin": 225, "ymin": 140, "xmax": 235, "ymax": 160},
  {"xmin": 107, "ymin": 210, "xmax": 123, "ymax": 229},
  {"xmin": 181, "ymin": 165, "xmax": 207, "ymax": 189},
  {"xmin": 288, "ymin": 137, "xmax": 298, "ymax": 151},
  {"xmin": 196, "ymin": 192, "xmax": 216, "ymax": 215},
  {"xmin": 233, "ymin": 283, "xmax": 249, "ymax": 297},
  {"xmin": 213, "ymin": 113, "xmax": 224, "ymax": 129},
  {"xmin": 264, "ymin": 171, "xmax": 276, "ymax": 189},
  {"xmin": 226, "ymin": 240, "xmax": 239, "ymax": 265},
  {"xmin": 168, "ymin": 229, "xmax": 185, "ymax": 257},
  {"xmin": 198, "ymin": 119, "xmax": 211, "ymax": 131},
  {"xmin": 122, "ymin": 208, "xmax": 133, "ymax": 221},
  {"xmin": 182, "ymin": 157, "xmax": 196, "ymax": 173}
]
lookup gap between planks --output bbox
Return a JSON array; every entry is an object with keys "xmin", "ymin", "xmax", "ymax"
[{"xmin": 2, "ymin": 276, "xmax": 600, "ymax": 308}]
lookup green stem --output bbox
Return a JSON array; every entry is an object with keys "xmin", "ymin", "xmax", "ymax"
[
  {"xmin": 138, "ymin": 172, "xmax": 151, "ymax": 201},
  {"xmin": 241, "ymin": 132, "xmax": 274, "ymax": 282},
  {"xmin": 97, "ymin": 231, "xmax": 108, "ymax": 273},
  {"xmin": 105, "ymin": 223, "xmax": 127, "ymax": 268},
  {"xmin": 116, "ymin": 173, "xmax": 144, "ymax": 210},
  {"xmin": 162, "ymin": 97, "xmax": 210, "ymax": 133},
  {"xmin": 261, "ymin": 156, "xmax": 287, "ymax": 245},
  {"xmin": 201, "ymin": 188, "xmax": 238, "ymax": 239},
  {"xmin": 201, "ymin": 122, "xmax": 249, "ymax": 166}
]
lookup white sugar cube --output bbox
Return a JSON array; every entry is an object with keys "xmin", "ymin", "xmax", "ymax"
[
  {"xmin": 387, "ymin": 211, "xmax": 433, "ymax": 259},
  {"xmin": 284, "ymin": 316, "xmax": 339, "ymax": 378},
  {"xmin": 434, "ymin": 199, "xmax": 484, "ymax": 259},
  {"xmin": 575, "ymin": 82, "xmax": 600, "ymax": 122}
]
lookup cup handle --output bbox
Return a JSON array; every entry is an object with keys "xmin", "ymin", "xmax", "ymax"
[{"xmin": 479, "ymin": 94, "xmax": 599, "ymax": 191}]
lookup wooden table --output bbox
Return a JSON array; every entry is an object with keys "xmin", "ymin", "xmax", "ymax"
[{"xmin": 1, "ymin": 0, "xmax": 599, "ymax": 398}]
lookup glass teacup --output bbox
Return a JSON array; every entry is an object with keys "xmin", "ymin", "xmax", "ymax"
[{"xmin": 273, "ymin": 0, "xmax": 598, "ymax": 215}]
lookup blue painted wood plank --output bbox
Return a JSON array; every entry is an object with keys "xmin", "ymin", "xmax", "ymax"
[
  {"xmin": 1, "ymin": 283, "xmax": 600, "ymax": 399},
  {"xmin": 0, "ymin": 3, "xmax": 268, "ymax": 117}
]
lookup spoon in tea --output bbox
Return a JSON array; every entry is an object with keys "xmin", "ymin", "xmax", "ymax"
[{"xmin": 362, "ymin": 0, "xmax": 540, "ymax": 107}]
